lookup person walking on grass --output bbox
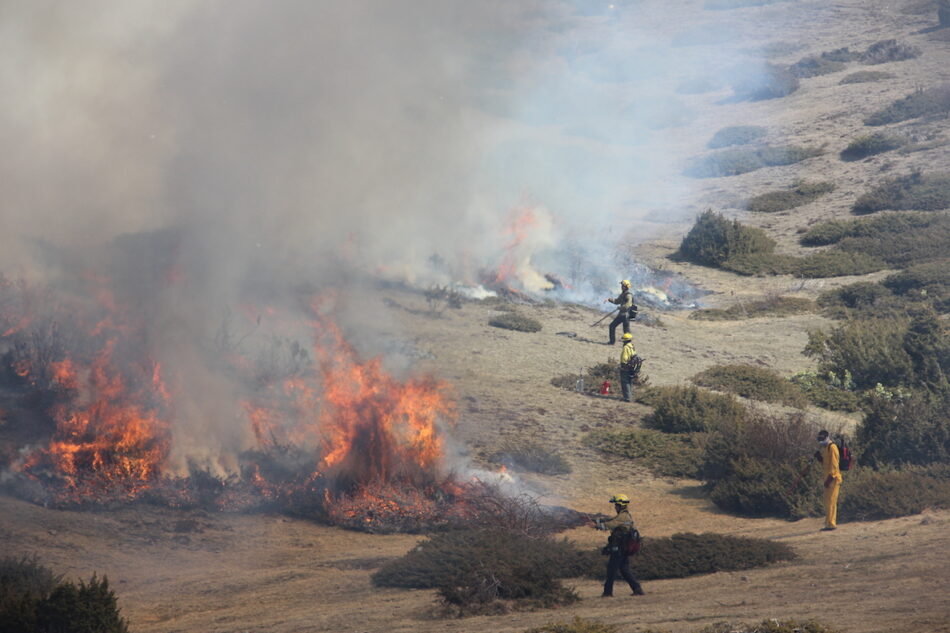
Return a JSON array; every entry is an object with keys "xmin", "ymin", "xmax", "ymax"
[
  {"xmin": 596, "ymin": 494, "xmax": 645, "ymax": 597},
  {"xmin": 817, "ymin": 429, "xmax": 842, "ymax": 531}
]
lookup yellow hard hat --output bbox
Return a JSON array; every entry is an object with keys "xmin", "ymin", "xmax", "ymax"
[
  {"xmin": 620, "ymin": 280, "xmax": 631, "ymax": 288},
  {"xmin": 609, "ymin": 494, "xmax": 630, "ymax": 505},
  {"xmin": 622, "ymin": 333, "xmax": 633, "ymax": 341}
]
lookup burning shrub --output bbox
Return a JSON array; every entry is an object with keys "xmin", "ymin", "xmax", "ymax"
[
  {"xmin": 685, "ymin": 145, "xmax": 821, "ymax": 178},
  {"xmin": 644, "ymin": 385, "xmax": 748, "ymax": 434},
  {"xmin": 852, "ymin": 172, "xmax": 950, "ymax": 214},
  {"xmin": 839, "ymin": 70, "xmax": 894, "ymax": 84},
  {"xmin": 487, "ymin": 439, "xmax": 572, "ymax": 475},
  {"xmin": 865, "ymin": 85, "xmax": 950, "ymax": 126},
  {"xmin": 489, "ymin": 311, "xmax": 542, "ymax": 333},
  {"xmin": 424, "ymin": 285, "xmax": 463, "ymax": 315},
  {"xmin": 746, "ymin": 181, "xmax": 835, "ymax": 213},
  {"xmin": 0, "ymin": 558, "xmax": 128, "ymax": 633},
  {"xmin": 859, "ymin": 39, "xmax": 922, "ymax": 65},
  {"xmin": 840, "ymin": 132, "xmax": 905, "ymax": 161},
  {"xmin": 677, "ymin": 210, "xmax": 775, "ymax": 267},
  {"xmin": 372, "ymin": 529, "xmax": 581, "ymax": 615},
  {"xmin": 584, "ymin": 428, "xmax": 705, "ymax": 479},
  {"xmin": 692, "ymin": 364, "xmax": 808, "ymax": 408},
  {"xmin": 690, "ymin": 296, "xmax": 816, "ymax": 320},
  {"xmin": 707, "ymin": 126, "xmax": 767, "ymax": 149}
]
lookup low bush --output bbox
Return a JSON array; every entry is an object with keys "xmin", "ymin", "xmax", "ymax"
[
  {"xmin": 685, "ymin": 145, "xmax": 822, "ymax": 178},
  {"xmin": 689, "ymin": 296, "xmax": 816, "ymax": 320},
  {"xmin": 852, "ymin": 172, "xmax": 950, "ymax": 214},
  {"xmin": 865, "ymin": 85, "xmax": 950, "ymax": 126},
  {"xmin": 883, "ymin": 261, "xmax": 950, "ymax": 313},
  {"xmin": 674, "ymin": 621, "xmax": 839, "ymax": 633},
  {"xmin": 584, "ymin": 428, "xmax": 705, "ymax": 479},
  {"xmin": 525, "ymin": 617, "xmax": 618, "ymax": 633},
  {"xmin": 731, "ymin": 64, "xmax": 800, "ymax": 101},
  {"xmin": 0, "ymin": 558, "xmax": 128, "ymax": 633},
  {"xmin": 678, "ymin": 210, "xmax": 775, "ymax": 267},
  {"xmin": 788, "ymin": 371, "xmax": 862, "ymax": 411},
  {"xmin": 487, "ymin": 440, "xmax": 572, "ymax": 475},
  {"xmin": 644, "ymin": 385, "xmax": 747, "ymax": 433},
  {"xmin": 840, "ymin": 132, "xmax": 905, "ymax": 161},
  {"xmin": 708, "ymin": 125, "xmax": 767, "ymax": 149},
  {"xmin": 746, "ymin": 181, "xmax": 835, "ymax": 213},
  {"xmin": 839, "ymin": 70, "xmax": 894, "ymax": 84},
  {"xmin": 816, "ymin": 282, "xmax": 905, "ymax": 319},
  {"xmin": 804, "ymin": 318, "xmax": 916, "ymax": 390},
  {"xmin": 692, "ymin": 364, "xmax": 808, "ymax": 408},
  {"xmin": 800, "ymin": 211, "xmax": 937, "ymax": 246},
  {"xmin": 489, "ymin": 312, "xmax": 543, "ymax": 333},
  {"xmin": 860, "ymin": 39, "xmax": 922, "ymax": 65},
  {"xmin": 840, "ymin": 465, "xmax": 950, "ymax": 520},
  {"xmin": 857, "ymin": 390, "xmax": 950, "ymax": 468},
  {"xmin": 788, "ymin": 55, "xmax": 847, "ymax": 79},
  {"xmin": 722, "ymin": 250, "xmax": 885, "ymax": 278}
]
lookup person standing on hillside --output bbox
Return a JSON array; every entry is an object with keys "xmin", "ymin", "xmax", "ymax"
[
  {"xmin": 619, "ymin": 332, "xmax": 640, "ymax": 403},
  {"xmin": 596, "ymin": 494, "xmax": 645, "ymax": 597},
  {"xmin": 817, "ymin": 430, "xmax": 842, "ymax": 531},
  {"xmin": 604, "ymin": 280, "xmax": 637, "ymax": 345}
]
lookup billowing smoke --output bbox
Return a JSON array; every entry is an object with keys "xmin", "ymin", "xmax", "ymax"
[{"xmin": 0, "ymin": 0, "xmax": 789, "ymax": 477}]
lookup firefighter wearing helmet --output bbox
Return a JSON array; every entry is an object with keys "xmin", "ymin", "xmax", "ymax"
[
  {"xmin": 604, "ymin": 280, "xmax": 637, "ymax": 345},
  {"xmin": 596, "ymin": 494, "xmax": 645, "ymax": 597},
  {"xmin": 619, "ymin": 332, "xmax": 640, "ymax": 403}
]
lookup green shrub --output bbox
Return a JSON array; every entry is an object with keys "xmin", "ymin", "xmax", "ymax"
[
  {"xmin": 865, "ymin": 85, "xmax": 950, "ymax": 125},
  {"xmin": 644, "ymin": 385, "xmax": 747, "ymax": 433},
  {"xmin": 852, "ymin": 172, "xmax": 950, "ymax": 213},
  {"xmin": 731, "ymin": 64, "xmax": 800, "ymax": 101},
  {"xmin": 708, "ymin": 126, "xmax": 767, "ymax": 149},
  {"xmin": 678, "ymin": 210, "xmax": 775, "ymax": 267},
  {"xmin": 800, "ymin": 212, "xmax": 937, "ymax": 246},
  {"xmin": 372, "ymin": 529, "xmax": 580, "ymax": 614},
  {"xmin": 0, "ymin": 556, "xmax": 61, "ymax": 633},
  {"xmin": 689, "ymin": 296, "xmax": 816, "ymax": 320},
  {"xmin": 840, "ymin": 465, "xmax": 950, "ymax": 520},
  {"xmin": 584, "ymin": 428, "xmax": 705, "ymax": 479},
  {"xmin": 788, "ymin": 371, "xmax": 862, "ymax": 411},
  {"xmin": 835, "ymin": 218, "xmax": 950, "ymax": 267},
  {"xmin": 709, "ymin": 456, "xmax": 823, "ymax": 518},
  {"xmin": 685, "ymin": 145, "xmax": 822, "ymax": 178},
  {"xmin": 722, "ymin": 250, "xmax": 885, "ymax": 278},
  {"xmin": 860, "ymin": 39, "xmax": 922, "ymax": 65},
  {"xmin": 839, "ymin": 70, "xmax": 894, "ymax": 84},
  {"xmin": 816, "ymin": 281, "xmax": 908, "ymax": 320},
  {"xmin": 840, "ymin": 132, "xmax": 905, "ymax": 161},
  {"xmin": 746, "ymin": 181, "xmax": 835, "ymax": 212},
  {"xmin": 489, "ymin": 312, "xmax": 543, "ymax": 333},
  {"xmin": 487, "ymin": 440, "xmax": 572, "ymax": 475},
  {"xmin": 804, "ymin": 318, "xmax": 917, "ymax": 390},
  {"xmin": 883, "ymin": 261, "xmax": 950, "ymax": 312},
  {"xmin": 858, "ymin": 389, "xmax": 950, "ymax": 467},
  {"xmin": 525, "ymin": 617, "xmax": 618, "ymax": 633},
  {"xmin": 692, "ymin": 364, "xmax": 808, "ymax": 407},
  {"xmin": 36, "ymin": 575, "xmax": 129, "ymax": 633},
  {"xmin": 688, "ymin": 621, "xmax": 840, "ymax": 633}
]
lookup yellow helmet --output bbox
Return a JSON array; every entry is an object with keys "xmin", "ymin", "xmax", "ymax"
[
  {"xmin": 622, "ymin": 333, "xmax": 633, "ymax": 341},
  {"xmin": 609, "ymin": 494, "xmax": 630, "ymax": 506},
  {"xmin": 620, "ymin": 280, "xmax": 631, "ymax": 288}
]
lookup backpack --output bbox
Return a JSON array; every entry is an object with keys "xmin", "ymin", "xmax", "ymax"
[
  {"xmin": 836, "ymin": 436, "xmax": 854, "ymax": 471},
  {"xmin": 609, "ymin": 525, "xmax": 643, "ymax": 556},
  {"xmin": 622, "ymin": 354, "xmax": 643, "ymax": 377}
]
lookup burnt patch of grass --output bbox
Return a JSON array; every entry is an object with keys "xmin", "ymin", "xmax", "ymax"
[
  {"xmin": 721, "ymin": 250, "xmax": 885, "ymax": 278},
  {"xmin": 708, "ymin": 125, "xmax": 767, "ymax": 149},
  {"xmin": 865, "ymin": 85, "xmax": 950, "ymax": 126},
  {"xmin": 692, "ymin": 364, "xmax": 808, "ymax": 408},
  {"xmin": 690, "ymin": 296, "xmax": 816, "ymax": 320},
  {"xmin": 685, "ymin": 145, "xmax": 822, "ymax": 178},
  {"xmin": 489, "ymin": 312, "xmax": 543, "ymax": 333},
  {"xmin": 746, "ymin": 181, "xmax": 835, "ymax": 212},
  {"xmin": 840, "ymin": 132, "xmax": 905, "ymax": 161},
  {"xmin": 860, "ymin": 39, "xmax": 922, "ymax": 65},
  {"xmin": 839, "ymin": 70, "xmax": 894, "ymax": 84},
  {"xmin": 487, "ymin": 440, "xmax": 572, "ymax": 476},
  {"xmin": 852, "ymin": 172, "xmax": 950, "ymax": 214},
  {"xmin": 644, "ymin": 385, "xmax": 748, "ymax": 434},
  {"xmin": 584, "ymin": 428, "xmax": 705, "ymax": 479},
  {"xmin": 677, "ymin": 210, "xmax": 775, "ymax": 266}
]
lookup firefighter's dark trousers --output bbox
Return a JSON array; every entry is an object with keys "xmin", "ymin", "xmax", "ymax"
[
  {"xmin": 608, "ymin": 312, "xmax": 630, "ymax": 344},
  {"xmin": 620, "ymin": 367, "xmax": 635, "ymax": 402},
  {"xmin": 604, "ymin": 551, "xmax": 643, "ymax": 596}
]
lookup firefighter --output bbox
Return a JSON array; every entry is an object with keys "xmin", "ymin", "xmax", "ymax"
[
  {"xmin": 619, "ymin": 332, "xmax": 638, "ymax": 402},
  {"xmin": 596, "ymin": 494, "xmax": 645, "ymax": 597},
  {"xmin": 604, "ymin": 280, "xmax": 636, "ymax": 345},
  {"xmin": 817, "ymin": 430, "xmax": 842, "ymax": 531}
]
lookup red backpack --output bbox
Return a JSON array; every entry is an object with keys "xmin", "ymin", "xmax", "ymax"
[{"xmin": 836, "ymin": 436, "xmax": 854, "ymax": 471}]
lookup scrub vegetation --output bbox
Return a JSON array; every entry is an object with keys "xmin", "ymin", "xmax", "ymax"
[
  {"xmin": 865, "ymin": 84, "xmax": 950, "ymax": 125},
  {"xmin": 584, "ymin": 428, "xmax": 704, "ymax": 479},
  {"xmin": 839, "ymin": 70, "xmax": 893, "ymax": 84},
  {"xmin": 689, "ymin": 296, "xmax": 816, "ymax": 320},
  {"xmin": 746, "ymin": 181, "xmax": 835, "ymax": 213},
  {"xmin": 489, "ymin": 311, "xmax": 543, "ymax": 332},
  {"xmin": 691, "ymin": 364, "xmax": 808, "ymax": 408},
  {"xmin": 707, "ymin": 126, "xmax": 767, "ymax": 149},
  {"xmin": 840, "ymin": 132, "xmax": 905, "ymax": 161},
  {"xmin": 852, "ymin": 172, "xmax": 950, "ymax": 214},
  {"xmin": 685, "ymin": 145, "xmax": 822, "ymax": 178}
]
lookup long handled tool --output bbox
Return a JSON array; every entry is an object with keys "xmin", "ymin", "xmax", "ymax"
[{"xmin": 590, "ymin": 307, "xmax": 618, "ymax": 327}]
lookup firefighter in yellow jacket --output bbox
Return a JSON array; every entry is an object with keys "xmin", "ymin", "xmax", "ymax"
[
  {"xmin": 619, "ymin": 333, "xmax": 638, "ymax": 402},
  {"xmin": 596, "ymin": 494, "xmax": 645, "ymax": 596},
  {"xmin": 817, "ymin": 430, "xmax": 842, "ymax": 531}
]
